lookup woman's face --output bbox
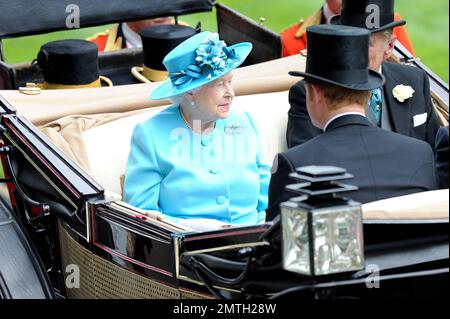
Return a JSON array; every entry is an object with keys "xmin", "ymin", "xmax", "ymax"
[{"xmin": 189, "ymin": 72, "xmax": 235, "ymax": 121}]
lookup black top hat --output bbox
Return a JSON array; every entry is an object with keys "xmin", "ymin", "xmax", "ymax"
[
  {"xmin": 37, "ymin": 39, "xmax": 102, "ymax": 86},
  {"xmin": 331, "ymin": 0, "xmax": 406, "ymax": 33},
  {"xmin": 132, "ymin": 24, "xmax": 197, "ymax": 82},
  {"xmin": 289, "ymin": 25, "xmax": 384, "ymax": 90}
]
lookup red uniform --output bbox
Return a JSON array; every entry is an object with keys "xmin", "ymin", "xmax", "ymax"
[
  {"xmin": 88, "ymin": 19, "xmax": 188, "ymax": 52},
  {"xmin": 281, "ymin": 10, "xmax": 416, "ymax": 57},
  {"xmin": 87, "ymin": 24, "xmax": 123, "ymax": 52}
]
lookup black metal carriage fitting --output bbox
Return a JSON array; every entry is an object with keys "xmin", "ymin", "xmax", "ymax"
[
  {"xmin": 0, "ymin": 145, "xmax": 13, "ymax": 182},
  {"xmin": 3, "ymin": 150, "xmax": 50, "ymax": 224},
  {"xmin": 185, "ymin": 253, "xmax": 256, "ymax": 299},
  {"xmin": 0, "ymin": 145, "xmax": 13, "ymax": 154},
  {"xmin": 285, "ymin": 165, "xmax": 358, "ymax": 200},
  {"xmin": 189, "ymin": 260, "xmax": 228, "ymax": 299},
  {"xmin": 181, "ymin": 252, "xmax": 253, "ymax": 286},
  {"xmin": 0, "ymin": 124, "xmax": 7, "ymax": 137}
]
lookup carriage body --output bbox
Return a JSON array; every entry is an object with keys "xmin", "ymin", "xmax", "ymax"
[{"xmin": 0, "ymin": 0, "xmax": 448, "ymax": 299}]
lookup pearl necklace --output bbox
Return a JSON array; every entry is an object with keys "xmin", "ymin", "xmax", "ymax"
[
  {"xmin": 179, "ymin": 107, "xmax": 216, "ymax": 133},
  {"xmin": 179, "ymin": 107, "xmax": 193, "ymax": 130}
]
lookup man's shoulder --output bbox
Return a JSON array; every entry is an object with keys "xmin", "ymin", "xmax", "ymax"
[
  {"xmin": 289, "ymin": 80, "xmax": 306, "ymax": 96},
  {"xmin": 436, "ymin": 126, "xmax": 449, "ymax": 144},
  {"xmin": 371, "ymin": 124, "xmax": 432, "ymax": 152},
  {"xmin": 282, "ymin": 8, "xmax": 323, "ymax": 38},
  {"xmin": 282, "ymin": 134, "xmax": 320, "ymax": 162},
  {"xmin": 383, "ymin": 61, "xmax": 426, "ymax": 79},
  {"xmin": 281, "ymin": 21, "xmax": 303, "ymax": 38},
  {"xmin": 285, "ymin": 124, "xmax": 432, "ymax": 158}
]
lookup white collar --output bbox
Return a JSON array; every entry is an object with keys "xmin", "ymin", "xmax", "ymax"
[
  {"xmin": 323, "ymin": 112, "xmax": 366, "ymax": 131},
  {"xmin": 323, "ymin": 2, "xmax": 338, "ymax": 24},
  {"xmin": 121, "ymin": 23, "xmax": 142, "ymax": 48}
]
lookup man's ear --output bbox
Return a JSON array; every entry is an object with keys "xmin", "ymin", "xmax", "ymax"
[
  {"xmin": 311, "ymin": 84, "xmax": 324, "ymax": 103},
  {"xmin": 384, "ymin": 34, "xmax": 396, "ymax": 60}
]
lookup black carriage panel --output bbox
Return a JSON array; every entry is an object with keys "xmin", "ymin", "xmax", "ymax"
[
  {"xmin": 216, "ymin": 3, "xmax": 282, "ymax": 66},
  {"xmin": 0, "ymin": 112, "xmax": 105, "ymax": 262},
  {"xmin": 180, "ymin": 224, "xmax": 269, "ymax": 253},
  {"xmin": 0, "ymin": 0, "xmax": 215, "ymax": 89},
  {"xmin": 91, "ymin": 204, "xmax": 178, "ymax": 285},
  {"xmin": 0, "ymin": 0, "xmax": 214, "ymax": 39},
  {"xmin": 363, "ymin": 220, "xmax": 449, "ymax": 272},
  {"xmin": 0, "ymin": 114, "xmax": 103, "ymax": 205}
]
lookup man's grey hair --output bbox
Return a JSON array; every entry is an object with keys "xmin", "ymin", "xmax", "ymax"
[{"xmin": 382, "ymin": 28, "xmax": 395, "ymax": 42}]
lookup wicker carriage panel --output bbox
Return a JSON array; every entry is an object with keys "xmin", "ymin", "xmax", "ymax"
[
  {"xmin": 92, "ymin": 251, "xmax": 180, "ymax": 299},
  {"xmin": 58, "ymin": 223, "xmax": 96, "ymax": 299},
  {"xmin": 59, "ymin": 222, "xmax": 181, "ymax": 299},
  {"xmin": 180, "ymin": 288, "xmax": 212, "ymax": 299}
]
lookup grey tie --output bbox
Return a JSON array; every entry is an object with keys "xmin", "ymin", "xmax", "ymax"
[{"xmin": 365, "ymin": 103, "xmax": 378, "ymax": 126}]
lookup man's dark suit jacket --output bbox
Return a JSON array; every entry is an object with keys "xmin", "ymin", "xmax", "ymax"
[
  {"xmin": 286, "ymin": 61, "xmax": 440, "ymax": 148},
  {"xmin": 434, "ymin": 126, "xmax": 449, "ymax": 189},
  {"xmin": 267, "ymin": 115, "xmax": 438, "ymax": 220}
]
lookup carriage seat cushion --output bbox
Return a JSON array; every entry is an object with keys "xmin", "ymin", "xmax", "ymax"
[{"xmin": 83, "ymin": 91, "xmax": 290, "ymax": 196}]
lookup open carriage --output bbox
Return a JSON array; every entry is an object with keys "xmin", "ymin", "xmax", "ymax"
[{"xmin": 0, "ymin": 0, "xmax": 448, "ymax": 299}]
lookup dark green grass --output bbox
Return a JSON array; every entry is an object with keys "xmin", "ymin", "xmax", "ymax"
[{"xmin": 3, "ymin": 0, "xmax": 448, "ymax": 82}]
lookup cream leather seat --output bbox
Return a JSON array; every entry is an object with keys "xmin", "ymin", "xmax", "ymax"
[{"xmin": 83, "ymin": 91, "xmax": 290, "ymax": 196}]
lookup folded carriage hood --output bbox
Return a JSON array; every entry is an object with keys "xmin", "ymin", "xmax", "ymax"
[
  {"xmin": 0, "ymin": 0, "xmax": 214, "ymax": 39},
  {"xmin": 0, "ymin": 54, "xmax": 306, "ymax": 126}
]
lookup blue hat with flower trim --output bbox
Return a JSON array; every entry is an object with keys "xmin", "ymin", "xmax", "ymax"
[{"xmin": 150, "ymin": 31, "xmax": 252, "ymax": 100}]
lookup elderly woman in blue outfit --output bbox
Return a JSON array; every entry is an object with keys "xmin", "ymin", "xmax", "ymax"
[{"xmin": 124, "ymin": 31, "xmax": 271, "ymax": 228}]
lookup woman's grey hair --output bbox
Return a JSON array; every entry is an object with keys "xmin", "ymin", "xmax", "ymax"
[
  {"xmin": 169, "ymin": 88, "xmax": 201, "ymax": 105},
  {"xmin": 169, "ymin": 93, "xmax": 185, "ymax": 105}
]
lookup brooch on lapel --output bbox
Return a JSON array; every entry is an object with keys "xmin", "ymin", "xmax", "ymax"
[
  {"xmin": 224, "ymin": 123, "xmax": 243, "ymax": 135},
  {"xmin": 392, "ymin": 84, "xmax": 415, "ymax": 103}
]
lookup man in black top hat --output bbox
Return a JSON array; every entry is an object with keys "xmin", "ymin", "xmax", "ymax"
[
  {"xmin": 266, "ymin": 24, "xmax": 437, "ymax": 220},
  {"xmin": 286, "ymin": 0, "xmax": 440, "ymax": 149}
]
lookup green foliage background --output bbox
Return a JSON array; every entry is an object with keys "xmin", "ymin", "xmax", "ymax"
[{"xmin": 3, "ymin": 0, "xmax": 448, "ymax": 82}]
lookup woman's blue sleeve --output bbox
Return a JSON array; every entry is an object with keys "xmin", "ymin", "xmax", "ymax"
[
  {"xmin": 244, "ymin": 112, "xmax": 271, "ymax": 223},
  {"xmin": 123, "ymin": 123, "xmax": 163, "ymax": 211}
]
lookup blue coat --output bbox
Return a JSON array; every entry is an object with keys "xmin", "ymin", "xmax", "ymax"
[{"xmin": 124, "ymin": 105, "xmax": 271, "ymax": 226}]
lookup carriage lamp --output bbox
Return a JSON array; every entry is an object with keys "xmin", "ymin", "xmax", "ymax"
[{"xmin": 280, "ymin": 166, "xmax": 365, "ymax": 277}]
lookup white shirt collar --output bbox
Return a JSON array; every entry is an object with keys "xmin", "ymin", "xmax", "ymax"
[
  {"xmin": 121, "ymin": 23, "xmax": 142, "ymax": 48},
  {"xmin": 323, "ymin": 112, "xmax": 366, "ymax": 132},
  {"xmin": 323, "ymin": 2, "xmax": 338, "ymax": 24}
]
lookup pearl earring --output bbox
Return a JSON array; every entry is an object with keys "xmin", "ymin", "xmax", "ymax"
[{"xmin": 191, "ymin": 101, "xmax": 195, "ymax": 106}]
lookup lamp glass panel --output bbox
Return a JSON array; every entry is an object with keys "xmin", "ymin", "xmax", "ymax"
[{"xmin": 313, "ymin": 206, "xmax": 364, "ymax": 276}]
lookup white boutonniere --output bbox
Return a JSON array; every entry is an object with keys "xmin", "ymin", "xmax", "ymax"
[{"xmin": 392, "ymin": 84, "xmax": 415, "ymax": 103}]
